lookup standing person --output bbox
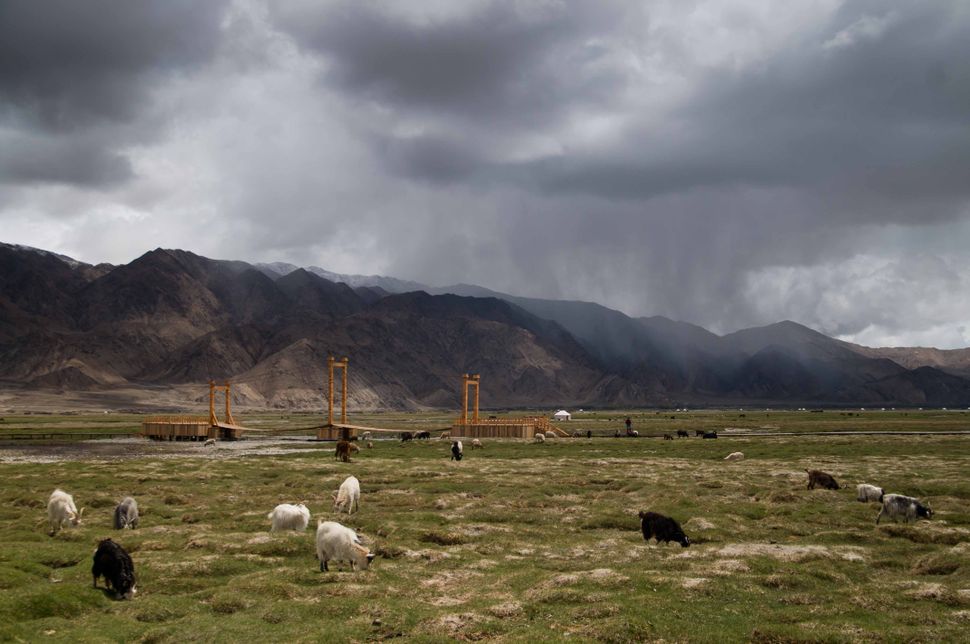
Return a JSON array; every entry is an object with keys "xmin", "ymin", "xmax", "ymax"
[{"xmin": 625, "ymin": 417, "xmax": 632, "ymax": 435}]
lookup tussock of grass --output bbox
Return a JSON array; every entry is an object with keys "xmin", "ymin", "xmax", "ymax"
[
  {"xmin": 420, "ymin": 530, "xmax": 464, "ymax": 546},
  {"xmin": 879, "ymin": 524, "xmax": 964, "ymax": 545},
  {"xmin": 913, "ymin": 552, "xmax": 961, "ymax": 575}
]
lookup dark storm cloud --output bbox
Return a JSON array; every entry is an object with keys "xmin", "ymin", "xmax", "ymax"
[
  {"xmin": 272, "ymin": 1, "xmax": 632, "ymax": 126},
  {"xmin": 0, "ymin": 130, "xmax": 132, "ymax": 186},
  {"xmin": 272, "ymin": 0, "xmax": 970, "ymax": 224},
  {"xmin": 3, "ymin": 0, "xmax": 970, "ymax": 347},
  {"xmin": 0, "ymin": 0, "xmax": 229, "ymax": 185}
]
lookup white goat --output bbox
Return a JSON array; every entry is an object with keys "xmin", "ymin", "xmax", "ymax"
[
  {"xmin": 47, "ymin": 489, "xmax": 84, "ymax": 536},
  {"xmin": 856, "ymin": 484, "xmax": 884, "ymax": 503},
  {"xmin": 113, "ymin": 496, "xmax": 139, "ymax": 530},
  {"xmin": 332, "ymin": 476, "xmax": 360, "ymax": 514},
  {"xmin": 876, "ymin": 494, "xmax": 933, "ymax": 524},
  {"xmin": 267, "ymin": 503, "xmax": 311, "ymax": 531},
  {"xmin": 724, "ymin": 452, "xmax": 745, "ymax": 461},
  {"xmin": 315, "ymin": 520, "xmax": 375, "ymax": 572}
]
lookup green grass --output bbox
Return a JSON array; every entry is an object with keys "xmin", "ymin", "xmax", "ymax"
[{"xmin": 0, "ymin": 412, "xmax": 968, "ymax": 641}]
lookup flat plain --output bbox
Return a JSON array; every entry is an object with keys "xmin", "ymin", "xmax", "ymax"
[{"xmin": 0, "ymin": 409, "xmax": 968, "ymax": 642}]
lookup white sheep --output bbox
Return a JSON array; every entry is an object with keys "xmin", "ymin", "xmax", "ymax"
[
  {"xmin": 724, "ymin": 452, "xmax": 745, "ymax": 461},
  {"xmin": 856, "ymin": 484, "xmax": 884, "ymax": 503},
  {"xmin": 533, "ymin": 433, "xmax": 546, "ymax": 443},
  {"xmin": 332, "ymin": 476, "xmax": 360, "ymax": 515},
  {"xmin": 471, "ymin": 438, "xmax": 483, "ymax": 449},
  {"xmin": 267, "ymin": 503, "xmax": 311, "ymax": 531},
  {"xmin": 361, "ymin": 432, "xmax": 372, "ymax": 441},
  {"xmin": 47, "ymin": 489, "xmax": 84, "ymax": 536},
  {"xmin": 315, "ymin": 520, "xmax": 375, "ymax": 572},
  {"xmin": 203, "ymin": 438, "xmax": 216, "ymax": 447},
  {"xmin": 544, "ymin": 431, "xmax": 556, "ymax": 439}
]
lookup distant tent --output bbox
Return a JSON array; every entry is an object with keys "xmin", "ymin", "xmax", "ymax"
[{"xmin": 553, "ymin": 410, "xmax": 571, "ymax": 421}]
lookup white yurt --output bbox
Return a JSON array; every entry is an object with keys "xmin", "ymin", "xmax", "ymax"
[{"xmin": 553, "ymin": 410, "xmax": 571, "ymax": 421}]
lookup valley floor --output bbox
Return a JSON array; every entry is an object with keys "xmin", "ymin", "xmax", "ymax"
[{"xmin": 0, "ymin": 413, "xmax": 968, "ymax": 642}]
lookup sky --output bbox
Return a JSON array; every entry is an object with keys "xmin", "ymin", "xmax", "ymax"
[{"xmin": 1, "ymin": 0, "xmax": 969, "ymax": 348}]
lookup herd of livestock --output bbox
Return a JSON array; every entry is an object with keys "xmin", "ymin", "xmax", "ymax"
[{"xmin": 42, "ymin": 432, "xmax": 936, "ymax": 602}]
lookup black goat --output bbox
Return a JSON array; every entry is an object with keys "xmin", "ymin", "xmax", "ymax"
[
  {"xmin": 639, "ymin": 511, "xmax": 690, "ymax": 547},
  {"xmin": 92, "ymin": 538, "xmax": 137, "ymax": 599}
]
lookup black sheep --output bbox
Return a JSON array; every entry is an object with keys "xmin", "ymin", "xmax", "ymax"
[
  {"xmin": 639, "ymin": 511, "xmax": 691, "ymax": 547},
  {"xmin": 400, "ymin": 432, "xmax": 414, "ymax": 442},
  {"xmin": 92, "ymin": 538, "xmax": 137, "ymax": 599},
  {"xmin": 702, "ymin": 431, "xmax": 717, "ymax": 439}
]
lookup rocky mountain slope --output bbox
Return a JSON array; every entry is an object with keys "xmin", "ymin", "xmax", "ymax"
[{"xmin": 2, "ymin": 243, "xmax": 969, "ymax": 409}]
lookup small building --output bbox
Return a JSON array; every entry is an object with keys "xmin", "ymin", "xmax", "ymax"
[{"xmin": 553, "ymin": 410, "xmax": 571, "ymax": 421}]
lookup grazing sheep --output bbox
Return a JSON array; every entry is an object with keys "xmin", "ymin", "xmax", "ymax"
[
  {"xmin": 268, "ymin": 503, "xmax": 311, "ymax": 531},
  {"xmin": 366, "ymin": 441, "xmax": 374, "ymax": 449},
  {"xmin": 471, "ymin": 438, "xmax": 483, "ymax": 449},
  {"xmin": 702, "ymin": 431, "xmax": 718, "ymax": 439},
  {"xmin": 876, "ymin": 494, "xmax": 933, "ymax": 524},
  {"xmin": 572, "ymin": 430, "xmax": 582, "ymax": 438},
  {"xmin": 694, "ymin": 430, "xmax": 706, "ymax": 437},
  {"xmin": 627, "ymin": 430, "xmax": 639, "ymax": 437},
  {"xmin": 856, "ymin": 484, "xmax": 884, "ymax": 503},
  {"xmin": 92, "ymin": 538, "xmax": 137, "ymax": 600},
  {"xmin": 451, "ymin": 440, "xmax": 463, "ymax": 461},
  {"xmin": 335, "ymin": 440, "xmax": 353, "ymax": 462},
  {"xmin": 349, "ymin": 443, "xmax": 360, "ymax": 455},
  {"xmin": 724, "ymin": 452, "xmax": 745, "ymax": 461},
  {"xmin": 439, "ymin": 431, "xmax": 450, "ymax": 440},
  {"xmin": 663, "ymin": 434, "xmax": 673, "ymax": 440},
  {"xmin": 400, "ymin": 432, "xmax": 414, "ymax": 442},
  {"xmin": 361, "ymin": 432, "xmax": 372, "ymax": 441},
  {"xmin": 47, "ymin": 489, "xmax": 84, "ymax": 536},
  {"xmin": 203, "ymin": 438, "xmax": 216, "ymax": 447},
  {"xmin": 806, "ymin": 469, "xmax": 840, "ymax": 490},
  {"xmin": 113, "ymin": 497, "xmax": 139, "ymax": 530},
  {"xmin": 639, "ymin": 511, "xmax": 690, "ymax": 547},
  {"xmin": 534, "ymin": 433, "xmax": 546, "ymax": 443},
  {"xmin": 315, "ymin": 521, "xmax": 375, "ymax": 572},
  {"xmin": 544, "ymin": 431, "xmax": 556, "ymax": 439},
  {"xmin": 333, "ymin": 476, "xmax": 360, "ymax": 514},
  {"xmin": 416, "ymin": 431, "xmax": 431, "ymax": 440},
  {"xmin": 676, "ymin": 430, "xmax": 689, "ymax": 438}
]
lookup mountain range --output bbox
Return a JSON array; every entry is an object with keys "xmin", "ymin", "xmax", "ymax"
[{"xmin": 2, "ymin": 242, "xmax": 969, "ymax": 411}]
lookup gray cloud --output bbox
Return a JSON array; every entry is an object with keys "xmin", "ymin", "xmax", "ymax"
[
  {"xmin": 2, "ymin": 0, "xmax": 969, "ymax": 348},
  {"xmin": 273, "ymin": 1, "xmax": 630, "ymax": 125},
  {"xmin": 0, "ymin": 0, "xmax": 228, "ymax": 186}
]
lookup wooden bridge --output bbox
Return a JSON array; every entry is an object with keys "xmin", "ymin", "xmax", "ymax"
[{"xmin": 141, "ymin": 380, "xmax": 254, "ymax": 441}]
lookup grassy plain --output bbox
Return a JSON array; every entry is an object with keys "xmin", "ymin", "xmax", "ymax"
[{"xmin": 0, "ymin": 410, "xmax": 968, "ymax": 642}]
